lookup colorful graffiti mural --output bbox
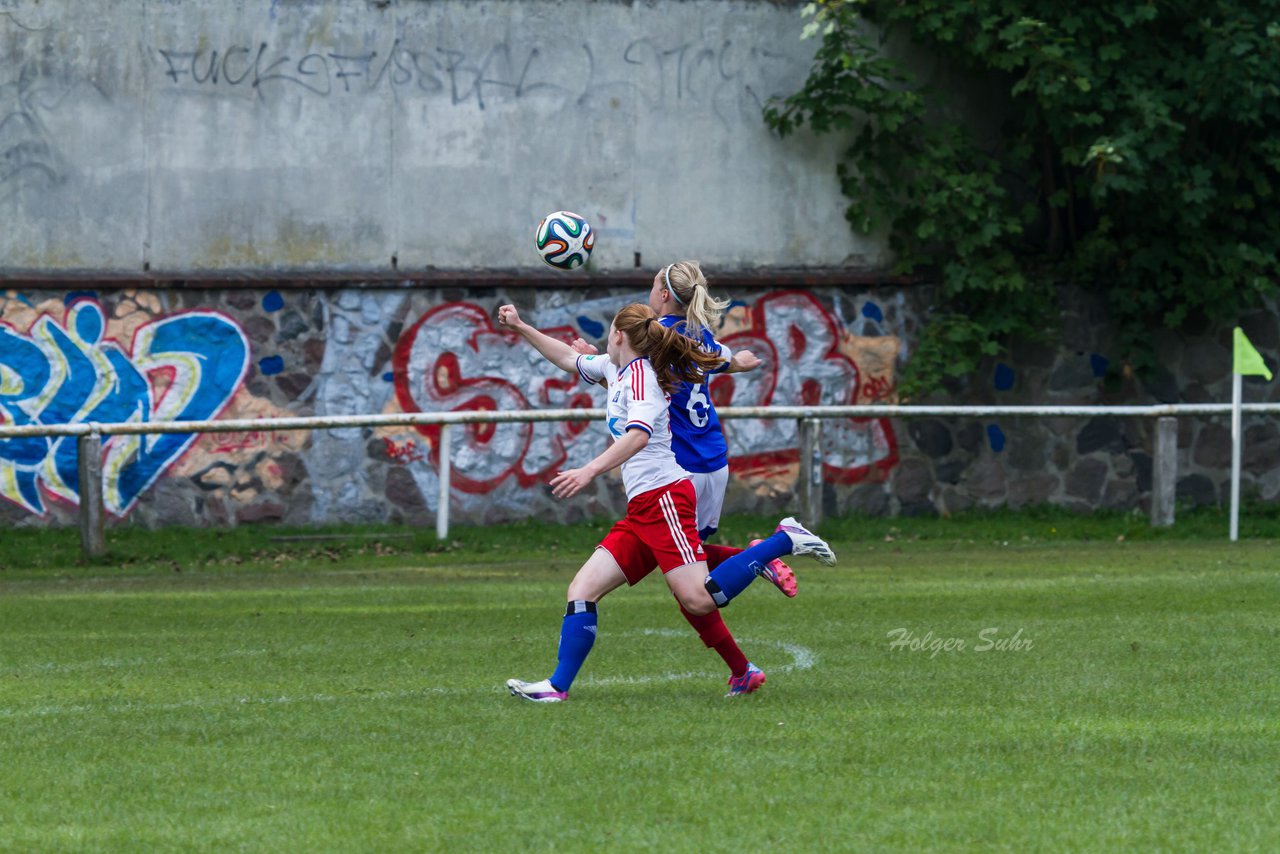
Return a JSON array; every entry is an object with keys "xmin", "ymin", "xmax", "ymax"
[
  {"xmin": 391, "ymin": 302, "xmax": 599, "ymax": 494},
  {"xmin": 383, "ymin": 290, "xmax": 899, "ymax": 493},
  {"xmin": 0, "ymin": 297, "xmax": 250, "ymax": 516},
  {"xmin": 714, "ymin": 290, "xmax": 899, "ymax": 483}
]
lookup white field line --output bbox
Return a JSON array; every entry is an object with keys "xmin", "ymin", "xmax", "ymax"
[{"xmin": 0, "ymin": 630, "xmax": 816, "ymax": 720}]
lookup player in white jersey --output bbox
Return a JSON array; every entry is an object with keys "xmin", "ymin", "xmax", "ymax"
[
  {"xmin": 496, "ymin": 302, "xmax": 836, "ymax": 702},
  {"xmin": 572, "ymin": 261, "xmax": 796, "ymax": 695}
]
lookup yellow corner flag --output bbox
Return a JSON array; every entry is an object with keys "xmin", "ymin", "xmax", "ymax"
[{"xmin": 1234, "ymin": 327, "xmax": 1273, "ymax": 380}]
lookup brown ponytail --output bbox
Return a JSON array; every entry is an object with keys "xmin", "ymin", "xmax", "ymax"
[{"xmin": 612, "ymin": 304, "xmax": 725, "ymax": 395}]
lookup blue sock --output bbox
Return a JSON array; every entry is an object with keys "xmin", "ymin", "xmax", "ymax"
[
  {"xmin": 704, "ymin": 531, "xmax": 792, "ymax": 606},
  {"xmin": 549, "ymin": 600, "xmax": 597, "ymax": 692}
]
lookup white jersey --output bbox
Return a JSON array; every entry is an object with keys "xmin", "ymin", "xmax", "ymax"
[{"xmin": 576, "ymin": 354, "xmax": 689, "ymax": 500}]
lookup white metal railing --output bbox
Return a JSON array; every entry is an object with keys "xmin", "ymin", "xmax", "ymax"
[{"xmin": 3, "ymin": 402, "xmax": 1279, "ymax": 558}]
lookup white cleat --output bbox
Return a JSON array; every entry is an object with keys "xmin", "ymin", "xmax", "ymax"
[
  {"xmin": 775, "ymin": 517, "xmax": 837, "ymax": 566},
  {"xmin": 506, "ymin": 678, "xmax": 568, "ymax": 703}
]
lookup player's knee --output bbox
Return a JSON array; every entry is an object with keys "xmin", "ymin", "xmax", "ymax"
[
  {"xmin": 676, "ymin": 588, "xmax": 716, "ymax": 616},
  {"xmin": 565, "ymin": 577, "xmax": 603, "ymax": 602}
]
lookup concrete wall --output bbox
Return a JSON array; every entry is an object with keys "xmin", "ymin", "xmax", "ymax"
[
  {"xmin": 2, "ymin": 283, "xmax": 1277, "ymax": 530},
  {"xmin": 0, "ymin": 0, "xmax": 876, "ymax": 275}
]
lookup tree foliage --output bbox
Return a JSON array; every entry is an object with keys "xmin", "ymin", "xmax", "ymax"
[{"xmin": 765, "ymin": 1, "xmax": 1280, "ymax": 396}]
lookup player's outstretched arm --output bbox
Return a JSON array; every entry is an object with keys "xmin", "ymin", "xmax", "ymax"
[
  {"xmin": 496, "ymin": 304, "xmax": 578, "ymax": 374},
  {"xmin": 550, "ymin": 428, "xmax": 649, "ymax": 499},
  {"xmin": 726, "ymin": 349, "xmax": 762, "ymax": 374}
]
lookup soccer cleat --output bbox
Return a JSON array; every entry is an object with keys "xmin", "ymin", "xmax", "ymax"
[
  {"xmin": 506, "ymin": 678, "xmax": 568, "ymax": 703},
  {"xmin": 726, "ymin": 663, "xmax": 766, "ymax": 696},
  {"xmin": 749, "ymin": 538, "xmax": 797, "ymax": 597},
  {"xmin": 776, "ymin": 517, "xmax": 837, "ymax": 566}
]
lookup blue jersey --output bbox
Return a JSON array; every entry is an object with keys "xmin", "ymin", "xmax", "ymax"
[{"xmin": 659, "ymin": 315, "xmax": 732, "ymax": 473}]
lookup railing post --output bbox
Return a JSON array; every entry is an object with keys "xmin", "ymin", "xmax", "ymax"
[
  {"xmin": 1151, "ymin": 416, "xmax": 1177, "ymax": 528},
  {"xmin": 77, "ymin": 431, "xmax": 106, "ymax": 559},
  {"xmin": 436, "ymin": 423, "xmax": 451, "ymax": 541},
  {"xmin": 796, "ymin": 417, "xmax": 823, "ymax": 528}
]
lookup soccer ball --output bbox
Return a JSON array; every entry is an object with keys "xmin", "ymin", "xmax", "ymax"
[{"xmin": 535, "ymin": 211, "xmax": 594, "ymax": 270}]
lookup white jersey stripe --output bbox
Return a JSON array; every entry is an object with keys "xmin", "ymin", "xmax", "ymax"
[
  {"xmin": 659, "ymin": 491, "xmax": 698, "ymax": 565},
  {"xmin": 658, "ymin": 493, "xmax": 692, "ymax": 565}
]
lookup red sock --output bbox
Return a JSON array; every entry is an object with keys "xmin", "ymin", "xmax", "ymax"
[
  {"xmin": 702, "ymin": 543, "xmax": 743, "ymax": 570},
  {"xmin": 679, "ymin": 604, "xmax": 749, "ymax": 678}
]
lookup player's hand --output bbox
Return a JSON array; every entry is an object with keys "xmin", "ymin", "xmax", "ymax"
[
  {"xmin": 496, "ymin": 304, "xmax": 524, "ymax": 330},
  {"xmin": 550, "ymin": 467, "xmax": 594, "ymax": 499},
  {"xmin": 730, "ymin": 349, "xmax": 763, "ymax": 373},
  {"xmin": 570, "ymin": 338, "xmax": 599, "ymax": 355}
]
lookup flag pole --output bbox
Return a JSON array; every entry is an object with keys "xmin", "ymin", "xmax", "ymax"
[{"xmin": 1230, "ymin": 369, "xmax": 1242, "ymax": 542}]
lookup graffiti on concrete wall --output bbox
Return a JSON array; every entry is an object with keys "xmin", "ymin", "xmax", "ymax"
[
  {"xmin": 382, "ymin": 290, "xmax": 899, "ymax": 497},
  {"xmin": 391, "ymin": 302, "xmax": 599, "ymax": 494},
  {"xmin": 154, "ymin": 31, "xmax": 793, "ymax": 123},
  {"xmin": 713, "ymin": 290, "xmax": 899, "ymax": 483},
  {"xmin": 0, "ymin": 297, "xmax": 250, "ymax": 516}
]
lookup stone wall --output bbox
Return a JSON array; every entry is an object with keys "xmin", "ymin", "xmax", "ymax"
[
  {"xmin": 2, "ymin": 283, "xmax": 1276, "ymax": 529},
  {"xmin": 867, "ymin": 295, "xmax": 1280, "ymax": 519}
]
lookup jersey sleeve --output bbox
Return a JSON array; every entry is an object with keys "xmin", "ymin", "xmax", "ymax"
[
  {"xmin": 704, "ymin": 333, "xmax": 733, "ymax": 375},
  {"xmin": 624, "ymin": 362, "xmax": 666, "ymax": 436},
  {"xmin": 576, "ymin": 354, "xmax": 612, "ymax": 385}
]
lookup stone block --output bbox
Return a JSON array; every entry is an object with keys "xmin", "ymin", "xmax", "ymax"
[
  {"xmin": 1140, "ymin": 366, "xmax": 1180, "ymax": 403},
  {"xmin": 386, "ymin": 465, "xmax": 428, "ymax": 512},
  {"xmin": 893, "ymin": 457, "xmax": 934, "ymax": 504},
  {"xmin": 935, "ymin": 459, "xmax": 966, "ymax": 485},
  {"xmin": 1007, "ymin": 474, "xmax": 1060, "ymax": 508},
  {"xmin": 277, "ymin": 310, "xmax": 310, "ymax": 342},
  {"xmin": 304, "ymin": 338, "xmax": 327, "ymax": 366},
  {"xmin": 236, "ymin": 502, "xmax": 285, "ymax": 524},
  {"xmin": 899, "ymin": 500, "xmax": 938, "ymax": 518},
  {"xmin": 227, "ymin": 292, "xmax": 258, "ymax": 311},
  {"xmin": 938, "ymin": 486, "xmax": 974, "ymax": 515},
  {"xmin": 1066, "ymin": 457, "xmax": 1108, "ymax": 502},
  {"xmin": 275, "ymin": 372, "xmax": 313, "ymax": 401},
  {"xmin": 1008, "ymin": 432, "xmax": 1048, "ymax": 471},
  {"xmin": 955, "ymin": 422, "xmax": 984, "ymax": 454},
  {"xmin": 1176, "ymin": 474, "xmax": 1218, "ymax": 507},
  {"xmin": 967, "ymin": 456, "xmax": 1007, "ymax": 500},
  {"xmin": 908, "ymin": 419, "xmax": 953, "ymax": 459},
  {"xmin": 1101, "ymin": 478, "xmax": 1139, "ymax": 510},
  {"xmin": 242, "ymin": 315, "xmax": 277, "ymax": 343},
  {"xmin": 1077, "ymin": 417, "xmax": 1124, "ymax": 454},
  {"xmin": 1049, "ymin": 354, "xmax": 1096, "ymax": 392},
  {"xmin": 846, "ymin": 484, "xmax": 890, "ymax": 517},
  {"xmin": 1182, "ymin": 337, "xmax": 1231, "ymax": 386},
  {"xmin": 1192, "ymin": 422, "xmax": 1232, "ymax": 470},
  {"xmin": 1244, "ymin": 423, "xmax": 1280, "ymax": 473},
  {"xmin": 1130, "ymin": 451, "xmax": 1153, "ymax": 493}
]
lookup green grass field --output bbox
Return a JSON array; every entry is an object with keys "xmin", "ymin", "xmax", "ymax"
[{"xmin": 1, "ymin": 512, "xmax": 1278, "ymax": 851}]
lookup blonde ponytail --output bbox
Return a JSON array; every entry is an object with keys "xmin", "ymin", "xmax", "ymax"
[{"xmin": 664, "ymin": 261, "xmax": 730, "ymax": 338}]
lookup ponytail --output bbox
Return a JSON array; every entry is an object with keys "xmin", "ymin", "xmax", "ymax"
[
  {"xmin": 663, "ymin": 260, "xmax": 730, "ymax": 338},
  {"xmin": 613, "ymin": 304, "xmax": 726, "ymax": 395}
]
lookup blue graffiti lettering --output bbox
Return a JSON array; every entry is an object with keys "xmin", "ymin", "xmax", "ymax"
[{"xmin": 0, "ymin": 302, "xmax": 249, "ymax": 516}]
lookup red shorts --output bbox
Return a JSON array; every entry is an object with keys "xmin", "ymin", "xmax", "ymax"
[{"xmin": 598, "ymin": 478, "xmax": 706, "ymax": 586}]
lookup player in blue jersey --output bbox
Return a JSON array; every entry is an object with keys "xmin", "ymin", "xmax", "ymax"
[
  {"xmin": 647, "ymin": 261, "xmax": 761, "ymax": 540},
  {"xmin": 498, "ymin": 302, "xmax": 837, "ymax": 703},
  {"xmin": 573, "ymin": 261, "xmax": 801, "ymax": 695}
]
